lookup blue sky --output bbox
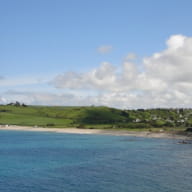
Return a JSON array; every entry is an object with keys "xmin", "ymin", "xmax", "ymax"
[{"xmin": 1, "ymin": 0, "xmax": 192, "ymax": 108}]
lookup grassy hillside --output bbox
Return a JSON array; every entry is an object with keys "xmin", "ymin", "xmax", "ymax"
[
  {"xmin": 0, "ymin": 105, "xmax": 124, "ymax": 128},
  {"xmin": 0, "ymin": 104, "xmax": 192, "ymax": 129}
]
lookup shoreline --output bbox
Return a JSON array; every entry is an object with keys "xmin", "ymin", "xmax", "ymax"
[{"xmin": 0, "ymin": 125, "xmax": 191, "ymax": 140}]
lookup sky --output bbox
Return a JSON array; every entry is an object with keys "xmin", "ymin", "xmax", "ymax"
[{"xmin": 1, "ymin": 0, "xmax": 192, "ymax": 108}]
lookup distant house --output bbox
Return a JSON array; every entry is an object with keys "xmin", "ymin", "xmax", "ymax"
[{"xmin": 134, "ymin": 118, "xmax": 141, "ymax": 123}]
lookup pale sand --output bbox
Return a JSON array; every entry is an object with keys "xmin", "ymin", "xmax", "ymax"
[{"xmin": 0, "ymin": 125, "xmax": 191, "ymax": 140}]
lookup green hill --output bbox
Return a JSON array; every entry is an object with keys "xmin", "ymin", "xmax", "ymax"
[{"xmin": 0, "ymin": 104, "xmax": 192, "ymax": 130}]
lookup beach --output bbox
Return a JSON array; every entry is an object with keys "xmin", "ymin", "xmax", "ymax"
[{"xmin": 0, "ymin": 125, "xmax": 190, "ymax": 140}]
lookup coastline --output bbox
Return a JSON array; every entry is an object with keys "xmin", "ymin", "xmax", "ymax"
[{"xmin": 0, "ymin": 125, "xmax": 191, "ymax": 140}]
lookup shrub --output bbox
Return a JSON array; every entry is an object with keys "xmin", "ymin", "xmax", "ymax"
[{"xmin": 46, "ymin": 123, "xmax": 55, "ymax": 127}]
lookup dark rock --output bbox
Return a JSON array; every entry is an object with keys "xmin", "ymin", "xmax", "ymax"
[
  {"xmin": 178, "ymin": 140, "xmax": 192, "ymax": 144},
  {"xmin": 185, "ymin": 127, "xmax": 192, "ymax": 132}
]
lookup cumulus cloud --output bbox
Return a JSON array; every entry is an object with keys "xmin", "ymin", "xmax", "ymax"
[
  {"xmin": 52, "ymin": 62, "xmax": 117, "ymax": 91},
  {"xmin": 1, "ymin": 34, "xmax": 192, "ymax": 108},
  {"xmin": 50, "ymin": 34, "xmax": 192, "ymax": 108},
  {"xmin": 140, "ymin": 35, "xmax": 192, "ymax": 96},
  {"xmin": 97, "ymin": 45, "xmax": 113, "ymax": 54}
]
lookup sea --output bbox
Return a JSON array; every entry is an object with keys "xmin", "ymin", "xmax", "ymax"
[{"xmin": 0, "ymin": 130, "xmax": 191, "ymax": 192}]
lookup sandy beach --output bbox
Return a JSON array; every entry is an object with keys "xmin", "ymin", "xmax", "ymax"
[{"xmin": 0, "ymin": 125, "xmax": 191, "ymax": 140}]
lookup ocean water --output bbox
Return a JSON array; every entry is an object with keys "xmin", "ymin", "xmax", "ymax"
[{"xmin": 0, "ymin": 131, "xmax": 191, "ymax": 192}]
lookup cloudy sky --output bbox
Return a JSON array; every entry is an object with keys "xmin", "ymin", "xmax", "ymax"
[{"xmin": 1, "ymin": 0, "xmax": 192, "ymax": 108}]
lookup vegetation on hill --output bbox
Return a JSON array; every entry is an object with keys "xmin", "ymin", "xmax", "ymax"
[{"xmin": 0, "ymin": 102, "xmax": 192, "ymax": 130}]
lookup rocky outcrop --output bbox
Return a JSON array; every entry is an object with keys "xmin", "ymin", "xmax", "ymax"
[{"xmin": 185, "ymin": 127, "xmax": 192, "ymax": 132}]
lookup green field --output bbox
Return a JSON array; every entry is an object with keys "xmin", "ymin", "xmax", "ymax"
[
  {"xmin": 0, "ymin": 105, "xmax": 124, "ymax": 128},
  {"xmin": 0, "ymin": 105, "xmax": 192, "ymax": 130}
]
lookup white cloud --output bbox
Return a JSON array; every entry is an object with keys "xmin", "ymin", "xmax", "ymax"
[
  {"xmin": 1, "ymin": 88, "xmax": 190, "ymax": 109},
  {"xmin": 50, "ymin": 34, "xmax": 192, "ymax": 108},
  {"xmin": 143, "ymin": 34, "xmax": 192, "ymax": 85},
  {"xmin": 1, "ymin": 34, "xmax": 192, "ymax": 108},
  {"xmin": 0, "ymin": 96, "xmax": 7, "ymax": 104},
  {"xmin": 125, "ymin": 53, "xmax": 137, "ymax": 60},
  {"xmin": 52, "ymin": 62, "xmax": 117, "ymax": 91},
  {"xmin": 97, "ymin": 45, "xmax": 113, "ymax": 54},
  {"xmin": 1, "ymin": 91, "xmax": 69, "ymax": 105},
  {"xmin": 1, "ymin": 90, "xmax": 95, "ymax": 106},
  {"xmin": 0, "ymin": 76, "xmax": 48, "ymax": 87},
  {"xmin": 166, "ymin": 34, "xmax": 186, "ymax": 50}
]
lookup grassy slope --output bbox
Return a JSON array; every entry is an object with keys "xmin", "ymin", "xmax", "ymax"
[
  {"xmin": 0, "ymin": 105, "xmax": 190, "ymax": 131},
  {"xmin": 0, "ymin": 105, "xmax": 124, "ymax": 128}
]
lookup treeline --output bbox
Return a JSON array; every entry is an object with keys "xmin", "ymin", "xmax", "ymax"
[
  {"xmin": 6, "ymin": 101, "xmax": 27, "ymax": 107},
  {"xmin": 78, "ymin": 107, "xmax": 192, "ymax": 128}
]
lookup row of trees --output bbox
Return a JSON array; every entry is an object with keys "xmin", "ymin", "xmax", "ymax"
[
  {"xmin": 78, "ymin": 107, "xmax": 192, "ymax": 128},
  {"xmin": 7, "ymin": 101, "xmax": 27, "ymax": 107}
]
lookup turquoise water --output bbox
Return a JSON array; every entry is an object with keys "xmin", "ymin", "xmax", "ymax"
[{"xmin": 0, "ymin": 131, "xmax": 191, "ymax": 192}]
